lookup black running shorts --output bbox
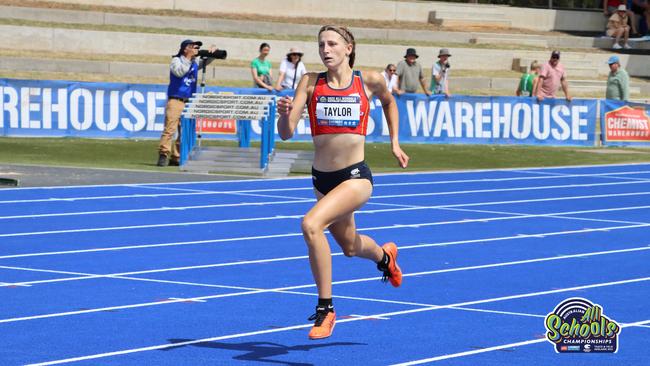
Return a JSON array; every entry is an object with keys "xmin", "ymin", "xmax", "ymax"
[{"xmin": 311, "ymin": 161, "xmax": 373, "ymax": 195}]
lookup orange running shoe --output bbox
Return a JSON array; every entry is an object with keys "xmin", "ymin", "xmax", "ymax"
[
  {"xmin": 380, "ymin": 242, "xmax": 402, "ymax": 287},
  {"xmin": 308, "ymin": 307, "xmax": 336, "ymax": 340}
]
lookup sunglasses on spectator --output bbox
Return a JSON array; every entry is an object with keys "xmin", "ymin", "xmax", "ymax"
[
  {"xmin": 389, "ymin": 68, "xmax": 397, "ymax": 72},
  {"xmin": 551, "ymin": 56, "xmax": 559, "ymax": 60}
]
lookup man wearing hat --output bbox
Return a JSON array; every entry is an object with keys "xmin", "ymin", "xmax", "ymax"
[
  {"xmin": 607, "ymin": 4, "xmax": 632, "ymax": 49},
  {"xmin": 606, "ymin": 55, "xmax": 630, "ymax": 100},
  {"xmin": 431, "ymin": 48, "xmax": 452, "ymax": 97},
  {"xmin": 275, "ymin": 47, "xmax": 307, "ymax": 91},
  {"xmin": 396, "ymin": 48, "xmax": 431, "ymax": 96},
  {"xmin": 536, "ymin": 50, "xmax": 572, "ymax": 102},
  {"xmin": 157, "ymin": 39, "xmax": 218, "ymax": 167}
]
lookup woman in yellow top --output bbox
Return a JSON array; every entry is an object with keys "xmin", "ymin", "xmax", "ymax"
[{"xmin": 277, "ymin": 25, "xmax": 409, "ymax": 340}]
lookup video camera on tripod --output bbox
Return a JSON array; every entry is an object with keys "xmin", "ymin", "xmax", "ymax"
[{"xmin": 198, "ymin": 49, "xmax": 227, "ymax": 60}]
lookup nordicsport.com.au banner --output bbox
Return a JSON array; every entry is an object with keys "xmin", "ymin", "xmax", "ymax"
[
  {"xmin": 1, "ymin": 78, "xmax": 599, "ymax": 146},
  {"xmin": 600, "ymin": 99, "xmax": 650, "ymax": 147}
]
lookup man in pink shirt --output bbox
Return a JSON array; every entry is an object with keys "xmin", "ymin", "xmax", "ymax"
[{"xmin": 536, "ymin": 50, "xmax": 572, "ymax": 102}]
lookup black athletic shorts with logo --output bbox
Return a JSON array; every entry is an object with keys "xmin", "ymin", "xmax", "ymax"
[{"xmin": 311, "ymin": 160, "xmax": 373, "ymax": 195}]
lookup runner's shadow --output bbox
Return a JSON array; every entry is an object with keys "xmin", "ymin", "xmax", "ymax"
[{"xmin": 166, "ymin": 338, "xmax": 366, "ymax": 366}]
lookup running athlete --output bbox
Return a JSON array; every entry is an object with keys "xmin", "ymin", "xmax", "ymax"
[{"xmin": 276, "ymin": 25, "xmax": 409, "ymax": 340}]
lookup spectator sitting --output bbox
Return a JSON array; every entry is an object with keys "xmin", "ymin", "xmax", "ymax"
[
  {"xmin": 606, "ymin": 55, "xmax": 630, "ymax": 101},
  {"xmin": 381, "ymin": 64, "xmax": 401, "ymax": 95},
  {"xmin": 430, "ymin": 48, "xmax": 452, "ymax": 98},
  {"xmin": 516, "ymin": 60, "xmax": 541, "ymax": 97},
  {"xmin": 251, "ymin": 42, "xmax": 274, "ymax": 91},
  {"xmin": 396, "ymin": 48, "xmax": 431, "ymax": 96},
  {"xmin": 275, "ymin": 47, "xmax": 307, "ymax": 91},
  {"xmin": 608, "ymin": 5, "xmax": 632, "ymax": 49},
  {"xmin": 604, "ymin": 0, "xmax": 639, "ymax": 36},
  {"xmin": 536, "ymin": 50, "xmax": 572, "ymax": 102},
  {"xmin": 631, "ymin": 0, "xmax": 650, "ymax": 35}
]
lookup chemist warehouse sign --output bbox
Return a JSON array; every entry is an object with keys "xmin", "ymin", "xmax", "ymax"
[{"xmin": 1, "ymin": 78, "xmax": 598, "ymax": 145}]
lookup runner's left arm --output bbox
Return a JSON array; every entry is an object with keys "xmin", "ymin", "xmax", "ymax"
[{"xmin": 363, "ymin": 71, "xmax": 409, "ymax": 169}]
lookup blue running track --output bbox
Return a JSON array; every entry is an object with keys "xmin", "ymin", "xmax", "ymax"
[{"xmin": 1, "ymin": 163, "xmax": 649, "ymax": 365}]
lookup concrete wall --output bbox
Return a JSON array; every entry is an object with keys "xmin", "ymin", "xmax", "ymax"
[
  {"xmin": 3, "ymin": 5, "xmax": 638, "ymax": 50},
  {"xmin": 501, "ymin": 7, "xmax": 605, "ymax": 32},
  {"xmin": 50, "ymin": 0, "xmax": 607, "ymax": 32}
]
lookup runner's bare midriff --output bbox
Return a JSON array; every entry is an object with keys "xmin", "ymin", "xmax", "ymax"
[{"xmin": 312, "ymin": 133, "xmax": 365, "ymax": 172}]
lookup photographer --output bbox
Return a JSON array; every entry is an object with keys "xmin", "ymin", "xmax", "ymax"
[
  {"xmin": 157, "ymin": 39, "xmax": 221, "ymax": 167},
  {"xmin": 430, "ymin": 48, "xmax": 451, "ymax": 97}
]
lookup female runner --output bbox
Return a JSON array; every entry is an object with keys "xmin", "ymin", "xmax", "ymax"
[{"xmin": 277, "ymin": 25, "xmax": 409, "ymax": 339}]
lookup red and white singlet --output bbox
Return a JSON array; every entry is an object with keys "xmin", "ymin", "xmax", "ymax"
[{"xmin": 307, "ymin": 70, "xmax": 370, "ymax": 136}]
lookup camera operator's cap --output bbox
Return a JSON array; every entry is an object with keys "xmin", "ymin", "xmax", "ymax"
[
  {"xmin": 287, "ymin": 47, "xmax": 303, "ymax": 57},
  {"xmin": 551, "ymin": 50, "xmax": 561, "ymax": 59},
  {"xmin": 176, "ymin": 39, "xmax": 203, "ymax": 56},
  {"xmin": 438, "ymin": 48, "xmax": 451, "ymax": 57},
  {"xmin": 607, "ymin": 55, "xmax": 620, "ymax": 64},
  {"xmin": 404, "ymin": 48, "xmax": 419, "ymax": 58},
  {"xmin": 617, "ymin": 4, "xmax": 626, "ymax": 11}
]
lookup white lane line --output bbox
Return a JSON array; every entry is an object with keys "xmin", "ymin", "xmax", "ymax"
[
  {"xmin": 3, "ymin": 210, "xmax": 650, "ymax": 262},
  {"xmin": 119, "ymin": 245, "xmax": 650, "ymax": 279},
  {"xmin": 0, "ymin": 200, "xmax": 313, "ymax": 220},
  {"xmin": 23, "ymin": 279, "xmax": 650, "ymax": 366},
  {"xmin": 0, "ymin": 281, "xmax": 30, "ymax": 287},
  {"xmin": 348, "ymin": 314, "xmax": 390, "ymax": 320},
  {"xmin": 2, "ymin": 244, "xmax": 649, "ymax": 319},
  {"xmin": 2, "ymin": 162, "xmax": 648, "ymax": 193},
  {"xmin": 390, "ymin": 319, "xmax": 650, "ymax": 365},
  {"xmin": 518, "ymin": 169, "xmax": 650, "ymax": 181},
  {"xmin": 5, "ymin": 186, "xmax": 650, "ymax": 222},
  {"xmin": 369, "ymin": 180, "xmax": 650, "ymax": 200},
  {"xmin": 3, "ymin": 190, "xmax": 650, "ymax": 238},
  {"xmin": 131, "ymin": 185, "xmax": 312, "ymax": 201},
  {"xmin": 447, "ymin": 306, "xmax": 545, "ymax": 319},
  {"xmin": 167, "ymin": 297, "xmax": 206, "ymax": 303},
  {"xmin": 438, "ymin": 206, "xmax": 650, "ymax": 226},
  {"xmin": 3, "ymin": 174, "xmax": 650, "ymax": 205}
]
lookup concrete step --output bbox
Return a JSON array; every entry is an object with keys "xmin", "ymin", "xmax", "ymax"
[
  {"xmin": 2, "ymin": 24, "xmax": 648, "ymax": 76},
  {"xmin": 186, "ymin": 160, "xmax": 261, "ymax": 168},
  {"xmin": 195, "ymin": 151, "xmax": 261, "ymax": 159},
  {"xmin": 470, "ymin": 37, "xmax": 548, "ymax": 48},
  {"xmin": 431, "ymin": 10, "xmax": 507, "ymax": 19},
  {"xmin": 201, "ymin": 146, "xmax": 259, "ymax": 152},
  {"xmin": 181, "ymin": 164, "xmax": 262, "ymax": 175},
  {"xmin": 432, "ymin": 18, "xmax": 512, "ymax": 28},
  {"xmin": 460, "ymin": 76, "xmax": 645, "ymax": 94},
  {"xmin": 513, "ymin": 57, "xmax": 602, "ymax": 76},
  {"xmin": 565, "ymin": 67, "xmax": 601, "ymax": 78},
  {"xmin": 592, "ymin": 37, "xmax": 650, "ymax": 50},
  {"xmin": 570, "ymin": 85, "xmax": 641, "ymax": 94},
  {"xmin": 429, "ymin": 10, "xmax": 511, "ymax": 28}
]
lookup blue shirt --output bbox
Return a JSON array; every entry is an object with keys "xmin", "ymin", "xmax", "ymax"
[{"xmin": 167, "ymin": 56, "xmax": 198, "ymax": 99}]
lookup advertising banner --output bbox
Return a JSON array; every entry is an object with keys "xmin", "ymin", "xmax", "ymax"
[
  {"xmin": 600, "ymin": 99, "xmax": 650, "ymax": 146},
  {"xmin": 1, "ymin": 78, "xmax": 603, "ymax": 146}
]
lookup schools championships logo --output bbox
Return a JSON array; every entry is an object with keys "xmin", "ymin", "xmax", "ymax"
[{"xmin": 545, "ymin": 298, "xmax": 620, "ymax": 353}]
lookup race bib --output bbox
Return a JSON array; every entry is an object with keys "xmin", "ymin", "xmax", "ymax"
[{"xmin": 315, "ymin": 95, "xmax": 361, "ymax": 128}]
